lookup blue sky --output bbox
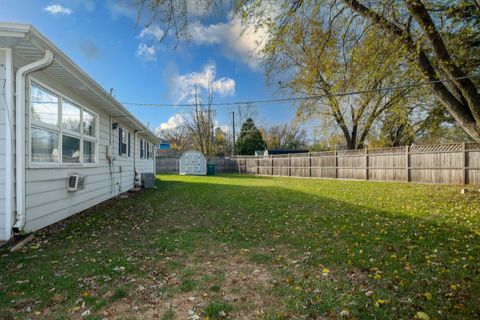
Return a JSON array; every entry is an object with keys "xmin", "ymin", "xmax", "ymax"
[{"xmin": 0, "ymin": 0, "xmax": 299, "ymax": 134}]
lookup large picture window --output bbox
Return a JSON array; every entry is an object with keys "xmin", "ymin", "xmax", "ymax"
[{"xmin": 30, "ymin": 82, "xmax": 98, "ymax": 166}]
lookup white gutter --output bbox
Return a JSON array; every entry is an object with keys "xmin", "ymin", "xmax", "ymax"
[
  {"xmin": 3, "ymin": 48, "xmax": 13, "ymax": 240},
  {"xmin": 13, "ymin": 50, "xmax": 54, "ymax": 232}
]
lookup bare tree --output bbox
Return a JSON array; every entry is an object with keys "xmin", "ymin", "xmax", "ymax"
[
  {"xmin": 156, "ymin": 122, "xmax": 193, "ymax": 152},
  {"xmin": 183, "ymin": 85, "xmax": 216, "ymax": 155},
  {"xmin": 261, "ymin": 123, "xmax": 307, "ymax": 150},
  {"xmin": 235, "ymin": 104, "xmax": 258, "ymax": 137}
]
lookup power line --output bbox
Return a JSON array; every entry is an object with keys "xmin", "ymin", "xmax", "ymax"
[{"xmin": 121, "ymin": 75, "xmax": 477, "ymax": 109}]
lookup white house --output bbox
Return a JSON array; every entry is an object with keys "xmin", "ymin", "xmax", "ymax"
[{"xmin": 0, "ymin": 23, "xmax": 159, "ymax": 241}]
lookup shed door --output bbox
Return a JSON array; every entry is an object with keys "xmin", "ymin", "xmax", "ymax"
[{"xmin": 185, "ymin": 154, "xmax": 201, "ymax": 174}]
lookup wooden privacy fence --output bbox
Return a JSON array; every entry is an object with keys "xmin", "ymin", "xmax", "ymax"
[
  {"xmin": 231, "ymin": 143, "xmax": 480, "ymax": 185},
  {"xmin": 156, "ymin": 157, "xmax": 238, "ymax": 174}
]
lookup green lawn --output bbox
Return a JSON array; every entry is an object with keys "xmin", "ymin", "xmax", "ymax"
[{"xmin": 1, "ymin": 174, "xmax": 479, "ymax": 319}]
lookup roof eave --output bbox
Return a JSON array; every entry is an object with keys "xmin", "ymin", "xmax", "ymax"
[{"xmin": 0, "ymin": 23, "xmax": 159, "ymax": 144}]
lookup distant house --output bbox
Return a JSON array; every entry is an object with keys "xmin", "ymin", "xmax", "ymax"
[
  {"xmin": 158, "ymin": 140, "xmax": 171, "ymax": 150},
  {"xmin": 0, "ymin": 23, "xmax": 159, "ymax": 241},
  {"xmin": 257, "ymin": 149, "xmax": 309, "ymax": 156},
  {"xmin": 156, "ymin": 140, "xmax": 171, "ymax": 155}
]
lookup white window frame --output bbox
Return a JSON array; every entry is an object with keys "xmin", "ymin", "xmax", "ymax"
[{"xmin": 28, "ymin": 78, "xmax": 99, "ymax": 168}]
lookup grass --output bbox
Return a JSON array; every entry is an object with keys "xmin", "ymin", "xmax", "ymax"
[
  {"xmin": 203, "ymin": 301, "xmax": 233, "ymax": 318},
  {"xmin": 0, "ymin": 174, "xmax": 479, "ymax": 319}
]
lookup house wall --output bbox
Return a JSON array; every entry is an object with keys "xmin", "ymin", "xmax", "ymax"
[{"xmin": 13, "ymin": 58, "xmax": 155, "ymax": 234}]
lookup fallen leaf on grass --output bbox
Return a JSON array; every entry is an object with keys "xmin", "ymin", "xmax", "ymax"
[{"xmin": 414, "ymin": 311, "xmax": 430, "ymax": 320}]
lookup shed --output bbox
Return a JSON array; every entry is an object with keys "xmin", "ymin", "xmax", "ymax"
[
  {"xmin": 179, "ymin": 151, "xmax": 207, "ymax": 175},
  {"xmin": 0, "ymin": 23, "xmax": 160, "ymax": 241}
]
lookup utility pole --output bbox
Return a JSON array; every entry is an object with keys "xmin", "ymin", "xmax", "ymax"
[{"xmin": 232, "ymin": 111, "xmax": 236, "ymax": 156}]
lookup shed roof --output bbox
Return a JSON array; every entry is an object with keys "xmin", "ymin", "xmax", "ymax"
[{"xmin": 0, "ymin": 22, "xmax": 159, "ymax": 144}]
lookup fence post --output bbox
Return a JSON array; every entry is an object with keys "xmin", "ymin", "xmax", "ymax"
[
  {"xmin": 462, "ymin": 142, "xmax": 467, "ymax": 185},
  {"xmin": 257, "ymin": 157, "xmax": 260, "ymax": 175},
  {"xmin": 288, "ymin": 154, "xmax": 292, "ymax": 176},
  {"xmin": 405, "ymin": 146, "xmax": 410, "ymax": 182},
  {"xmin": 365, "ymin": 148, "xmax": 369, "ymax": 181},
  {"xmin": 271, "ymin": 155, "xmax": 274, "ymax": 176},
  {"xmin": 334, "ymin": 150, "xmax": 338, "ymax": 179},
  {"xmin": 309, "ymin": 152, "xmax": 312, "ymax": 178}
]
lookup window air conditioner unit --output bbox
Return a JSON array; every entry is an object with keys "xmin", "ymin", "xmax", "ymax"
[
  {"xmin": 67, "ymin": 174, "xmax": 87, "ymax": 192},
  {"xmin": 141, "ymin": 173, "xmax": 155, "ymax": 189}
]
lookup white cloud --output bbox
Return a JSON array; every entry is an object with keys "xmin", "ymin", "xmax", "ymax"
[
  {"xmin": 105, "ymin": 0, "xmax": 136, "ymax": 20},
  {"xmin": 155, "ymin": 114, "xmax": 185, "ymax": 136},
  {"xmin": 188, "ymin": 14, "xmax": 267, "ymax": 70},
  {"xmin": 136, "ymin": 25, "xmax": 165, "ymax": 62},
  {"xmin": 139, "ymin": 25, "xmax": 165, "ymax": 41},
  {"xmin": 136, "ymin": 43, "xmax": 157, "ymax": 61},
  {"xmin": 43, "ymin": 4, "xmax": 73, "ymax": 15},
  {"xmin": 61, "ymin": 0, "xmax": 95, "ymax": 11},
  {"xmin": 173, "ymin": 63, "xmax": 235, "ymax": 103}
]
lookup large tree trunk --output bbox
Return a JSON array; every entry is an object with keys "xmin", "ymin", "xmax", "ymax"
[{"xmin": 343, "ymin": 0, "xmax": 480, "ymax": 142}]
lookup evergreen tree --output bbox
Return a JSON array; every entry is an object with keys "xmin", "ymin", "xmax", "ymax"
[{"xmin": 236, "ymin": 118, "xmax": 266, "ymax": 155}]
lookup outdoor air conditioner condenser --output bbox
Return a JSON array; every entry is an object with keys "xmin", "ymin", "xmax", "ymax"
[{"xmin": 141, "ymin": 173, "xmax": 155, "ymax": 189}]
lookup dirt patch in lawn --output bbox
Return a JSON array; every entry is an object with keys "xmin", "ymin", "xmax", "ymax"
[{"xmin": 102, "ymin": 249, "xmax": 278, "ymax": 319}]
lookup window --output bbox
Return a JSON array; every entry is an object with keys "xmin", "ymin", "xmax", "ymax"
[
  {"xmin": 140, "ymin": 138, "xmax": 144, "ymax": 158},
  {"xmin": 62, "ymin": 135, "xmax": 80, "ymax": 163},
  {"xmin": 83, "ymin": 140, "xmax": 95, "ymax": 163},
  {"xmin": 62, "ymin": 100, "xmax": 81, "ymax": 132},
  {"xmin": 31, "ymin": 127, "xmax": 59, "ymax": 162},
  {"xmin": 30, "ymin": 82, "xmax": 98, "ymax": 166},
  {"xmin": 83, "ymin": 110, "xmax": 95, "ymax": 137},
  {"xmin": 118, "ymin": 127, "xmax": 130, "ymax": 156},
  {"xmin": 147, "ymin": 143, "xmax": 153, "ymax": 159},
  {"xmin": 139, "ymin": 139, "xmax": 153, "ymax": 159},
  {"xmin": 31, "ymin": 84, "xmax": 59, "ymax": 126}
]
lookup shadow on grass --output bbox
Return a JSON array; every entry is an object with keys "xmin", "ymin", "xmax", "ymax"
[{"xmin": 0, "ymin": 175, "xmax": 478, "ymax": 319}]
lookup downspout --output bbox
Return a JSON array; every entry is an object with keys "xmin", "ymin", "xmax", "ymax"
[
  {"xmin": 13, "ymin": 50, "xmax": 54, "ymax": 232},
  {"xmin": 153, "ymin": 143, "xmax": 157, "ymax": 176}
]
